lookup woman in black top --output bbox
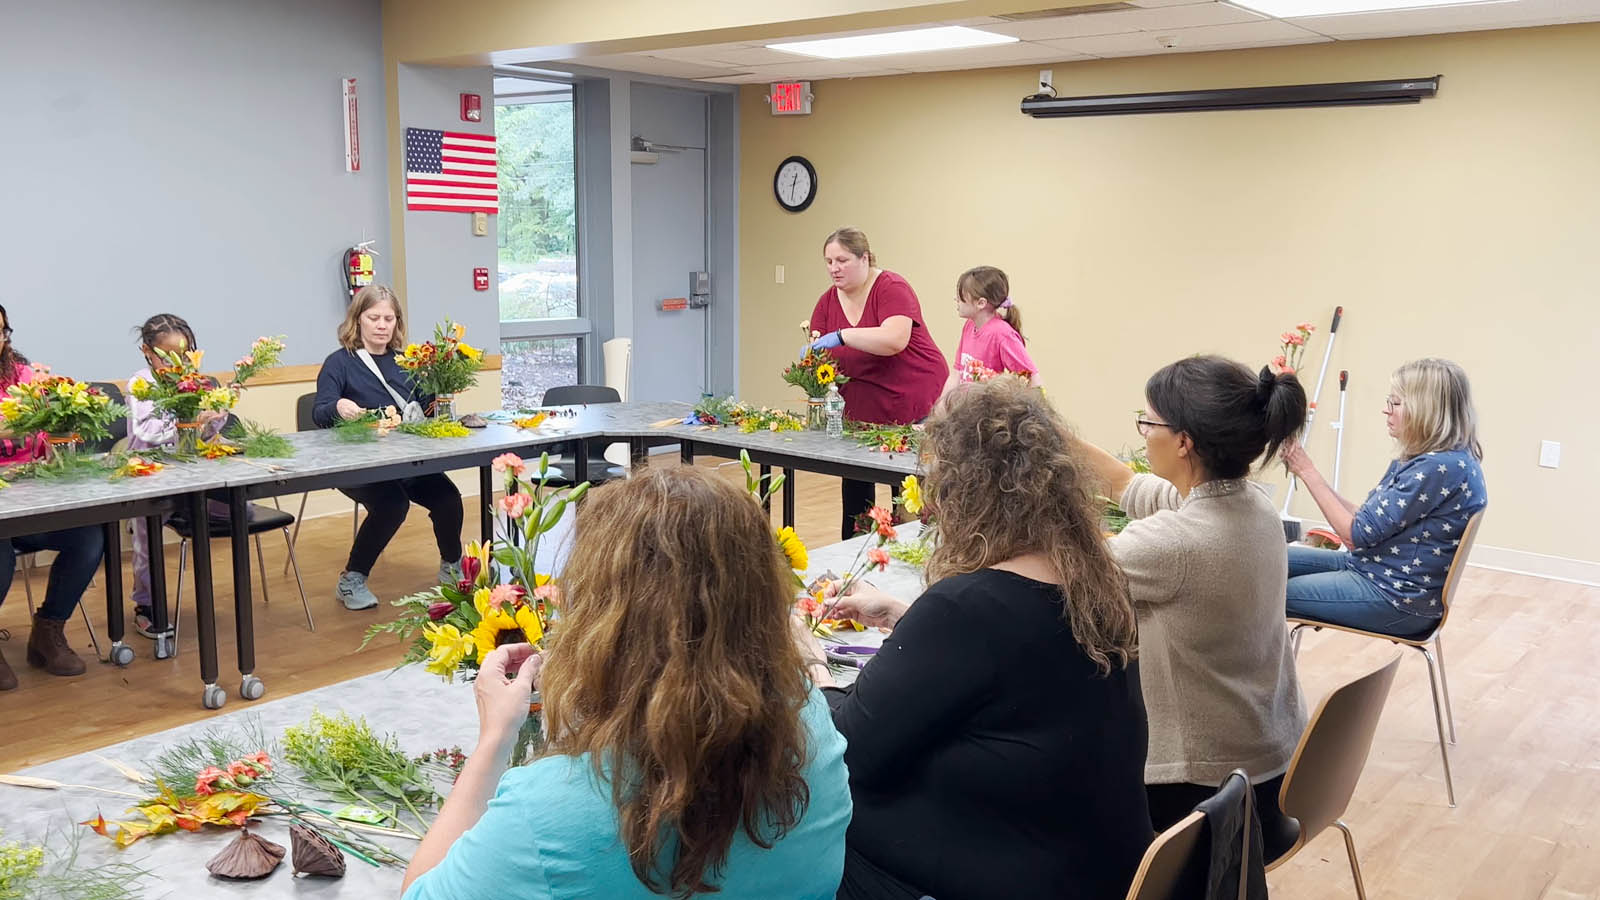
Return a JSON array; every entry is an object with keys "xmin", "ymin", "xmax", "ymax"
[
  {"xmin": 798, "ymin": 376, "xmax": 1152, "ymax": 900},
  {"xmin": 313, "ymin": 285, "xmax": 463, "ymax": 611}
]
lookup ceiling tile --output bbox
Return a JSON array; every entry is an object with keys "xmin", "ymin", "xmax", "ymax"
[
  {"xmin": 1127, "ymin": 0, "xmax": 1218, "ymax": 6},
  {"xmin": 1292, "ymin": 0, "xmax": 1600, "ymax": 37},
  {"xmin": 557, "ymin": 54, "xmax": 734, "ymax": 78},
  {"xmin": 979, "ymin": 13, "xmax": 1144, "ymax": 38},
  {"xmin": 744, "ymin": 58, "xmax": 907, "ymax": 79},
  {"xmin": 1042, "ymin": 18, "xmax": 1327, "ymax": 53},
  {"xmin": 1116, "ymin": 2, "xmax": 1270, "ymax": 29},
  {"xmin": 910, "ymin": 49, "xmax": 1098, "ymax": 70},
  {"xmin": 861, "ymin": 39, "xmax": 1082, "ymax": 69},
  {"xmin": 695, "ymin": 72, "xmax": 779, "ymax": 84},
  {"xmin": 647, "ymin": 42, "xmax": 758, "ymax": 63}
]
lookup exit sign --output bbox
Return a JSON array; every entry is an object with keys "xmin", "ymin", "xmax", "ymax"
[{"xmin": 769, "ymin": 81, "xmax": 812, "ymax": 115}]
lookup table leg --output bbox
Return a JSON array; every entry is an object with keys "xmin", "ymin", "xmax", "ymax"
[
  {"xmin": 783, "ymin": 467, "xmax": 797, "ymax": 528},
  {"xmin": 479, "ymin": 465, "xmax": 494, "ymax": 544},
  {"xmin": 228, "ymin": 488, "xmax": 263, "ymax": 702},
  {"xmin": 145, "ymin": 514, "xmax": 173, "ymax": 659},
  {"xmin": 629, "ymin": 438, "xmax": 648, "ymax": 469},
  {"xmin": 190, "ymin": 492, "xmax": 224, "ymax": 710},
  {"xmin": 573, "ymin": 439, "xmax": 590, "ymax": 484},
  {"xmin": 680, "ymin": 441, "xmax": 695, "ymax": 465},
  {"xmin": 101, "ymin": 521, "xmax": 127, "ymax": 665}
]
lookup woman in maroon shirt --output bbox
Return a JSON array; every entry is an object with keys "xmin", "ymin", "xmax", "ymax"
[{"xmin": 806, "ymin": 228, "xmax": 947, "ymax": 538}]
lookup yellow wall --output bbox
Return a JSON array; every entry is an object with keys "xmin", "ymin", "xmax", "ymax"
[{"xmin": 737, "ymin": 24, "xmax": 1600, "ymax": 562}]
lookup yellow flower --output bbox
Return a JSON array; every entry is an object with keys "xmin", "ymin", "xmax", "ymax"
[
  {"xmin": 815, "ymin": 364, "xmax": 836, "ymax": 385},
  {"xmin": 515, "ymin": 604, "xmax": 544, "ymax": 645},
  {"xmin": 458, "ymin": 342, "xmax": 482, "ymax": 362},
  {"xmin": 452, "ymin": 322, "xmax": 466, "ymax": 341},
  {"xmin": 0, "ymin": 398, "xmax": 18, "ymax": 420},
  {"xmin": 185, "ymin": 349, "xmax": 205, "ymax": 369},
  {"xmin": 473, "ymin": 587, "xmax": 495, "ymax": 618},
  {"xmin": 423, "ymin": 623, "xmax": 474, "ymax": 678},
  {"xmin": 776, "ymin": 526, "xmax": 808, "ymax": 571},
  {"xmin": 403, "ymin": 343, "xmax": 420, "ymax": 359},
  {"xmin": 898, "ymin": 475, "xmax": 923, "ymax": 516},
  {"xmin": 469, "ymin": 606, "xmax": 520, "ymax": 660},
  {"xmin": 129, "ymin": 376, "xmax": 151, "ymax": 396}
]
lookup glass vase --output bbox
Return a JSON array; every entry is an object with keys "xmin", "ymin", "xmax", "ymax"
[
  {"xmin": 805, "ymin": 397, "xmax": 826, "ymax": 431},
  {"xmin": 175, "ymin": 420, "xmax": 201, "ymax": 456},
  {"xmin": 44, "ymin": 433, "xmax": 83, "ymax": 460},
  {"xmin": 509, "ymin": 694, "xmax": 545, "ymax": 767},
  {"xmin": 434, "ymin": 393, "xmax": 457, "ymax": 421}
]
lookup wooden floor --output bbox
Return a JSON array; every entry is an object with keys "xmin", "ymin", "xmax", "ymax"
[{"xmin": 1, "ymin": 461, "xmax": 1595, "ymax": 898}]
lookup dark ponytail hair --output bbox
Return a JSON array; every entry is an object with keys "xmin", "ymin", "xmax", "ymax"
[
  {"xmin": 1144, "ymin": 355, "xmax": 1306, "ymax": 480},
  {"xmin": 137, "ymin": 313, "xmax": 198, "ymax": 354},
  {"xmin": 0, "ymin": 303, "xmax": 28, "ymax": 382}
]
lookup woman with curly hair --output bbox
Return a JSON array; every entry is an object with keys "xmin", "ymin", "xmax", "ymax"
[
  {"xmin": 800, "ymin": 375, "xmax": 1150, "ymax": 900},
  {"xmin": 402, "ymin": 466, "xmax": 852, "ymax": 900}
]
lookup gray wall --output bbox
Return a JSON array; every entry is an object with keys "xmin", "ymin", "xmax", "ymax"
[
  {"xmin": 0, "ymin": 0, "xmax": 389, "ymax": 376},
  {"xmin": 396, "ymin": 64, "xmax": 500, "ymax": 351}
]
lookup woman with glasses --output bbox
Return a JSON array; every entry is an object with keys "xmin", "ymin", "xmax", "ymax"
[
  {"xmin": 0, "ymin": 303, "xmax": 104, "ymax": 691},
  {"xmin": 1074, "ymin": 355, "xmax": 1308, "ymax": 858},
  {"xmin": 1280, "ymin": 358, "xmax": 1486, "ymax": 638}
]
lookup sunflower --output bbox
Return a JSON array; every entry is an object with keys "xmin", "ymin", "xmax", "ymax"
[
  {"xmin": 775, "ymin": 526, "xmax": 809, "ymax": 571},
  {"xmin": 815, "ymin": 363, "xmax": 836, "ymax": 385}
]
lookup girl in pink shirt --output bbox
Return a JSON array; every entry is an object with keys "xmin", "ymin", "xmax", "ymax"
[{"xmin": 938, "ymin": 266, "xmax": 1042, "ymax": 401}]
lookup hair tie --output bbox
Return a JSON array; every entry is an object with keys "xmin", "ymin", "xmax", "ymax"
[
  {"xmin": 1255, "ymin": 367, "xmax": 1277, "ymax": 403},
  {"xmin": 998, "ymin": 297, "xmax": 1013, "ymax": 310}
]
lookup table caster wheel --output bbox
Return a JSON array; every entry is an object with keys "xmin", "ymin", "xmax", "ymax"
[
  {"xmin": 202, "ymin": 684, "xmax": 226, "ymax": 710},
  {"xmin": 240, "ymin": 675, "xmax": 265, "ymax": 701},
  {"xmin": 153, "ymin": 632, "xmax": 174, "ymax": 660},
  {"xmin": 110, "ymin": 643, "xmax": 135, "ymax": 667}
]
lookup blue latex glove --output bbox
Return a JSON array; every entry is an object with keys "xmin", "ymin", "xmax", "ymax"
[{"xmin": 803, "ymin": 330, "xmax": 844, "ymax": 357}]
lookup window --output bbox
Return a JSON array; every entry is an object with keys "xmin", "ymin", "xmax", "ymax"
[{"xmin": 496, "ymin": 76, "xmax": 586, "ymax": 409}]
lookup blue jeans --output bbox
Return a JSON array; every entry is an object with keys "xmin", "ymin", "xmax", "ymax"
[
  {"xmin": 0, "ymin": 526, "xmax": 106, "ymax": 621},
  {"xmin": 1285, "ymin": 546, "xmax": 1436, "ymax": 639}
]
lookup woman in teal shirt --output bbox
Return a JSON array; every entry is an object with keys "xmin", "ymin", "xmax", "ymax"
[{"xmin": 402, "ymin": 466, "xmax": 852, "ymax": 900}]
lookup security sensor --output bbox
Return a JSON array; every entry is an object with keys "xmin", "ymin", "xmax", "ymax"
[
  {"xmin": 1155, "ymin": 35, "xmax": 1178, "ymax": 49},
  {"xmin": 1038, "ymin": 69, "xmax": 1056, "ymax": 97}
]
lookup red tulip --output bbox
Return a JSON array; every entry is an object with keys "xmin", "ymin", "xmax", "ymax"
[{"xmin": 460, "ymin": 555, "xmax": 481, "ymax": 584}]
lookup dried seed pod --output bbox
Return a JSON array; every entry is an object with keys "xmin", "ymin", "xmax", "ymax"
[
  {"xmin": 290, "ymin": 822, "xmax": 346, "ymax": 878},
  {"xmin": 206, "ymin": 827, "xmax": 286, "ymax": 880}
]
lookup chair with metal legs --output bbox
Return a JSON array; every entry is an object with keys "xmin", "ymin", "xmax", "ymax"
[
  {"xmin": 283, "ymin": 391, "xmax": 360, "ymax": 575},
  {"xmin": 1289, "ymin": 510, "xmax": 1484, "ymax": 808},
  {"xmin": 169, "ymin": 502, "xmax": 314, "ymax": 642}
]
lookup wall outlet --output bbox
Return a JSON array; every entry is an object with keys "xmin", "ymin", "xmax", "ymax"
[
  {"xmin": 775, "ymin": 264, "xmax": 785, "ymax": 284},
  {"xmin": 1539, "ymin": 440, "xmax": 1561, "ymax": 468}
]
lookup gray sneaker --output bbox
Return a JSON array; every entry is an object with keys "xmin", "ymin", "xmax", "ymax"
[
  {"xmin": 438, "ymin": 560, "xmax": 461, "ymax": 585},
  {"xmin": 337, "ymin": 571, "xmax": 379, "ymax": 610}
]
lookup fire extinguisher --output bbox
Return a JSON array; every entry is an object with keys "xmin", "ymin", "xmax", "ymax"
[{"xmin": 341, "ymin": 240, "xmax": 378, "ymax": 301}]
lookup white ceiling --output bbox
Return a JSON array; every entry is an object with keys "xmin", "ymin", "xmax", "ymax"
[{"xmin": 522, "ymin": 0, "xmax": 1600, "ymax": 83}]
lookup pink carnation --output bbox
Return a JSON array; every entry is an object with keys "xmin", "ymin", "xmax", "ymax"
[
  {"xmin": 492, "ymin": 453, "xmax": 526, "ymax": 476},
  {"xmin": 867, "ymin": 547, "xmax": 891, "ymax": 570},
  {"xmin": 488, "ymin": 584, "xmax": 524, "ymax": 611},
  {"xmin": 500, "ymin": 492, "xmax": 531, "ymax": 519},
  {"xmin": 194, "ymin": 766, "xmax": 226, "ymax": 796}
]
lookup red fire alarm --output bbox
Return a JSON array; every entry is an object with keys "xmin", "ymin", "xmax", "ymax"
[
  {"xmin": 460, "ymin": 93, "xmax": 482, "ymax": 122},
  {"xmin": 473, "ymin": 267, "xmax": 490, "ymax": 291}
]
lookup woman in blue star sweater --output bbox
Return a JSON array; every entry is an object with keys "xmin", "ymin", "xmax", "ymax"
[{"xmin": 1280, "ymin": 358, "xmax": 1486, "ymax": 638}]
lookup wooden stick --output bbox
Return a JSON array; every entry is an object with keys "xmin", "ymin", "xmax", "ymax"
[{"xmin": 0, "ymin": 773, "xmax": 146, "ymax": 800}]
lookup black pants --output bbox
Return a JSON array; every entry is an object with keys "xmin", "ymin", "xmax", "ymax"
[
  {"xmin": 841, "ymin": 479, "xmax": 879, "ymax": 541},
  {"xmin": 0, "ymin": 526, "xmax": 106, "ymax": 621},
  {"xmin": 1147, "ymin": 775, "xmax": 1298, "ymax": 863},
  {"xmin": 339, "ymin": 474, "xmax": 463, "ymax": 576}
]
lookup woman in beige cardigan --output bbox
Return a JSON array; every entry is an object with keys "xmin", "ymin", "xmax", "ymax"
[{"xmin": 1076, "ymin": 355, "xmax": 1308, "ymax": 858}]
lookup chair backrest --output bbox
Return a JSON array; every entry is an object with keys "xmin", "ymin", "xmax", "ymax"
[
  {"xmin": 86, "ymin": 381, "xmax": 130, "ymax": 454},
  {"xmin": 295, "ymin": 391, "xmax": 317, "ymax": 432},
  {"xmin": 1124, "ymin": 811, "xmax": 1207, "ymax": 900},
  {"xmin": 1437, "ymin": 509, "xmax": 1486, "ymax": 619},
  {"xmin": 1277, "ymin": 653, "xmax": 1403, "ymax": 849},
  {"xmin": 542, "ymin": 384, "xmax": 620, "ymax": 406},
  {"xmin": 602, "ymin": 337, "xmax": 632, "ymax": 403}
]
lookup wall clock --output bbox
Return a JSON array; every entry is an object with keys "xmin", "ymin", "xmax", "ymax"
[{"xmin": 774, "ymin": 155, "xmax": 817, "ymax": 213}]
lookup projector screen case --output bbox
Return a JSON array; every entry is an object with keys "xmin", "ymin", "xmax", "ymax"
[{"xmin": 1020, "ymin": 75, "xmax": 1441, "ymax": 118}]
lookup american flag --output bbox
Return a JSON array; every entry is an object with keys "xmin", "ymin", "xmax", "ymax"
[{"xmin": 404, "ymin": 128, "xmax": 498, "ymax": 213}]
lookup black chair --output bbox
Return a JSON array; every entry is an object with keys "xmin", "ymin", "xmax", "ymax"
[
  {"xmin": 540, "ymin": 385, "xmax": 627, "ymax": 486},
  {"xmin": 282, "ymin": 392, "xmax": 362, "ymax": 574},
  {"xmin": 85, "ymin": 382, "xmax": 129, "ymax": 454},
  {"xmin": 169, "ymin": 501, "xmax": 314, "ymax": 639}
]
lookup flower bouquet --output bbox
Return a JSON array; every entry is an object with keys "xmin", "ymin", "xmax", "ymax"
[
  {"xmin": 1, "ymin": 374, "xmax": 125, "ymax": 454},
  {"xmin": 1270, "ymin": 321, "xmax": 1316, "ymax": 376},
  {"xmin": 397, "ymin": 320, "xmax": 483, "ymax": 420},
  {"xmin": 1102, "ymin": 445, "xmax": 1152, "ymax": 534},
  {"xmin": 689, "ymin": 396, "xmax": 804, "ymax": 433},
  {"xmin": 364, "ymin": 451, "xmax": 588, "ymax": 766},
  {"xmin": 846, "ymin": 422, "xmax": 919, "ymax": 454},
  {"xmin": 784, "ymin": 321, "xmax": 849, "ymax": 429},
  {"xmin": 128, "ymin": 335, "xmax": 285, "ymax": 455}
]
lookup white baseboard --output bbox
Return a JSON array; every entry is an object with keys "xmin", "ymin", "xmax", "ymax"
[{"xmin": 1292, "ymin": 517, "xmax": 1600, "ymax": 588}]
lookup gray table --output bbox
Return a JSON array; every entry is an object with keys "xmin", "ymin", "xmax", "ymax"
[{"xmin": 0, "ymin": 464, "xmax": 231, "ymax": 705}]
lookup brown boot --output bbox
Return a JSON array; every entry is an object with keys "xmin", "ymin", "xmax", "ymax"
[
  {"xmin": 26, "ymin": 615, "xmax": 86, "ymax": 677},
  {"xmin": 0, "ymin": 645, "xmax": 16, "ymax": 690}
]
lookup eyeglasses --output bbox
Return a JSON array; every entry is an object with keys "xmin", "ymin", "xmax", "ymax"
[
  {"xmin": 1135, "ymin": 416, "xmax": 1172, "ymax": 437},
  {"xmin": 1384, "ymin": 396, "xmax": 1403, "ymax": 412}
]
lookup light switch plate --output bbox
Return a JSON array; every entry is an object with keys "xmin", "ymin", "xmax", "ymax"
[{"xmin": 1539, "ymin": 440, "xmax": 1560, "ymax": 468}]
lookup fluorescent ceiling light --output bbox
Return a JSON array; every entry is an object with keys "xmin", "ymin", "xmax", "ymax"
[
  {"xmin": 1230, "ymin": 0, "xmax": 1511, "ymax": 17},
  {"xmin": 767, "ymin": 26, "xmax": 1018, "ymax": 59}
]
